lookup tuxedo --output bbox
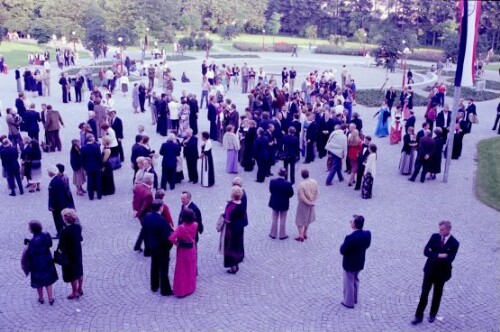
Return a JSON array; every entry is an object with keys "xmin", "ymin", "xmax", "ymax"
[
  {"xmin": 178, "ymin": 201, "xmax": 203, "ymax": 242},
  {"xmin": 81, "ymin": 143, "xmax": 103, "ymax": 200},
  {"xmin": 143, "ymin": 211, "xmax": 173, "ymax": 295},
  {"xmin": 354, "ymin": 143, "xmax": 370, "ymax": 190},
  {"xmin": 159, "ymin": 141, "xmax": 181, "ymax": 190},
  {"xmin": 415, "ymin": 233, "xmax": 459, "ymax": 320},
  {"xmin": 183, "ymin": 136, "xmax": 199, "ymax": 183},
  {"xmin": 436, "ymin": 110, "xmax": 452, "ymax": 141},
  {"xmin": 110, "ymin": 116, "xmax": 124, "ymax": 161}
]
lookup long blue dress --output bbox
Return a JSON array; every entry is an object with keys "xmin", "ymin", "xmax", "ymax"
[{"xmin": 375, "ymin": 106, "xmax": 390, "ymax": 137}]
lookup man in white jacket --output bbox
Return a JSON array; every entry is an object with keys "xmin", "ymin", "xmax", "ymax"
[{"xmin": 325, "ymin": 125, "xmax": 347, "ymax": 186}]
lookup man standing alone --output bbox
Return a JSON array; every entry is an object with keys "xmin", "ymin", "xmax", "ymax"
[
  {"xmin": 412, "ymin": 221, "xmax": 459, "ymax": 325},
  {"xmin": 339, "ymin": 215, "xmax": 371, "ymax": 309},
  {"xmin": 268, "ymin": 167, "xmax": 294, "ymax": 240}
]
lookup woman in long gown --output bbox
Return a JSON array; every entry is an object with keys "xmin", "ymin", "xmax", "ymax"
[
  {"xmin": 178, "ymin": 104, "xmax": 191, "ymax": 137},
  {"xmin": 399, "ymin": 126, "xmax": 418, "ymax": 175},
  {"xmin": 168, "ymin": 208, "xmax": 198, "ymax": 297},
  {"xmin": 200, "ymin": 131, "xmax": 215, "ymax": 187},
  {"xmin": 207, "ymin": 97, "xmax": 218, "ymax": 140},
  {"xmin": 241, "ymin": 120, "xmax": 256, "ymax": 172},
  {"xmin": 451, "ymin": 113, "xmax": 467, "ymax": 160},
  {"xmin": 222, "ymin": 125, "xmax": 240, "ymax": 174},
  {"xmin": 59, "ymin": 209, "xmax": 83, "ymax": 300},
  {"xmin": 223, "ymin": 186, "xmax": 246, "ymax": 274},
  {"xmin": 429, "ymin": 128, "xmax": 444, "ymax": 180},
  {"xmin": 373, "ymin": 100, "xmax": 390, "ymax": 137},
  {"xmin": 101, "ymin": 138, "xmax": 115, "ymax": 196},
  {"xmin": 389, "ymin": 116, "xmax": 402, "ymax": 144}
]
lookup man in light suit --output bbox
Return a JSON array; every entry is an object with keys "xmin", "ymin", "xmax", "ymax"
[
  {"xmin": 412, "ymin": 221, "xmax": 459, "ymax": 325},
  {"xmin": 268, "ymin": 167, "xmax": 294, "ymax": 240},
  {"xmin": 339, "ymin": 215, "xmax": 371, "ymax": 308}
]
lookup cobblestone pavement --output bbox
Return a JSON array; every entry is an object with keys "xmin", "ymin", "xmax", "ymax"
[{"xmin": 0, "ymin": 47, "xmax": 499, "ymax": 331}]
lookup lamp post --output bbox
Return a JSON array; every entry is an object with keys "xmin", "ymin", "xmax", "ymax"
[
  {"xmin": 205, "ymin": 33, "xmax": 209, "ymax": 59},
  {"xmin": 262, "ymin": 29, "xmax": 266, "ymax": 50},
  {"xmin": 401, "ymin": 40, "xmax": 407, "ymax": 88},
  {"xmin": 118, "ymin": 36, "xmax": 123, "ymax": 75},
  {"xmin": 72, "ymin": 31, "xmax": 76, "ymax": 53}
]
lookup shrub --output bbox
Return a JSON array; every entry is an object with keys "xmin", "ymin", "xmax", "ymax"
[
  {"xmin": 407, "ymin": 49, "xmax": 444, "ymax": 63},
  {"xmin": 273, "ymin": 42, "xmax": 294, "ymax": 53},
  {"xmin": 210, "ymin": 54, "xmax": 260, "ymax": 59},
  {"xmin": 356, "ymin": 89, "xmax": 429, "ymax": 108},
  {"xmin": 178, "ymin": 36, "xmax": 194, "ymax": 50},
  {"xmin": 328, "ymin": 35, "xmax": 347, "ymax": 47},
  {"xmin": 194, "ymin": 37, "xmax": 213, "ymax": 50},
  {"xmin": 233, "ymin": 42, "xmax": 269, "ymax": 52},
  {"xmin": 314, "ymin": 45, "xmax": 374, "ymax": 56}
]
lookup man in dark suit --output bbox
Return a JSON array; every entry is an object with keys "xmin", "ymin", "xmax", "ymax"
[
  {"xmin": 339, "ymin": 215, "xmax": 371, "ymax": 308},
  {"xmin": 385, "ymin": 86, "xmax": 397, "ymax": 111},
  {"xmin": 254, "ymin": 128, "xmax": 271, "ymax": 183},
  {"xmin": 182, "ymin": 129, "xmax": 199, "ymax": 184},
  {"xmin": 0, "ymin": 138, "xmax": 24, "ymax": 196},
  {"xmin": 109, "ymin": 110, "xmax": 124, "ymax": 162},
  {"xmin": 87, "ymin": 94, "xmax": 95, "ymax": 111},
  {"xmin": 412, "ymin": 221, "xmax": 460, "ymax": 325},
  {"xmin": 133, "ymin": 173, "xmax": 154, "ymax": 255},
  {"xmin": 81, "ymin": 134, "xmax": 103, "ymax": 200},
  {"xmin": 47, "ymin": 165, "xmax": 74, "ymax": 237},
  {"xmin": 282, "ymin": 127, "xmax": 300, "ymax": 184},
  {"xmin": 436, "ymin": 104, "xmax": 452, "ymax": 141},
  {"xmin": 268, "ymin": 167, "xmax": 294, "ymax": 240},
  {"xmin": 130, "ymin": 134, "xmax": 149, "ymax": 181},
  {"xmin": 354, "ymin": 135, "xmax": 372, "ymax": 191},
  {"xmin": 24, "ymin": 103, "xmax": 41, "ymax": 141},
  {"xmin": 405, "ymin": 109, "xmax": 416, "ymax": 134},
  {"xmin": 144, "ymin": 199, "xmax": 173, "ymax": 296},
  {"xmin": 15, "ymin": 92, "xmax": 27, "ymax": 132},
  {"xmin": 159, "ymin": 134, "xmax": 181, "ymax": 190},
  {"xmin": 179, "ymin": 191, "xmax": 203, "ymax": 243},
  {"xmin": 304, "ymin": 113, "xmax": 318, "ymax": 163},
  {"xmin": 409, "ymin": 129, "xmax": 435, "ymax": 183}
]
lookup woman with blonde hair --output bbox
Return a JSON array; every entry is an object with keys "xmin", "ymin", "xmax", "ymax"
[
  {"xmin": 58, "ymin": 208, "xmax": 83, "ymax": 299},
  {"xmin": 347, "ymin": 129, "xmax": 362, "ymax": 186}
]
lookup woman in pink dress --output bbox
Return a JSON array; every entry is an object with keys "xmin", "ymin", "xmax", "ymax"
[
  {"xmin": 169, "ymin": 208, "xmax": 198, "ymax": 298},
  {"xmin": 390, "ymin": 116, "xmax": 402, "ymax": 144}
]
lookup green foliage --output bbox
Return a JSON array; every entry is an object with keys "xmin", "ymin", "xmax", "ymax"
[
  {"xmin": 303, "ymin": 25, "xmax": 318, "ymax": 40},
  {"xmin": 476, "ymin": 137, "xmax": 500, "ymax": 212},
  {"xmin": 178, "ymin": 35, "xmax": 212, "ymax": 50},
  {"xmin": 178, "ymin": 11, "xmax": 202, "ymax": 32},
  {"xmin": 233, "ymin": 42, "xmax": 266, "ymax": 52},
  {"xmin": 356, "ymin": 89, "xmax": 429, "ymax": 107},
  {"xmin": 82, "ymin": 5, "xmax": 108, "ymax": 58},
  {"xmin": 265, "ymin": 12, "xmax": 282, "ymax": 36},
  {"xmin": 209, "ymin": 54, "xmax": 260, "ymax": 59},
  {"xmin": 328, "ymin": 35, "xmax": 347, "ymax": 47},
  {"xmin": 218, "ymin": 25, "xmax": 240, "ymax": 41},
  {"xmin": 315, "ymin": 45, "xmax": 372, "ymax": 56},
  {"xmin": 29, "ymin": 20, "xmax": 54, "ymax": 44}
]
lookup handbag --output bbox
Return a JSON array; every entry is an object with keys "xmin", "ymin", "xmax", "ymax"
[
  {"xmin": 216, "ymin": 213, "xmax": 226, "ymax": 232},
  {"xmin": 21, "ymin": 246, "xmax": 30, "ymax": 276},
  {"xmin": 108, "ymin": 155, "xmax": 122, "ymax": 170},
  {"xmin": 53, "ymin": 248, "xmax": 69, "ymax": 266}
]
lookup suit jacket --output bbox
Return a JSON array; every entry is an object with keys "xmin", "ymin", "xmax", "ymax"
[
  {"xmin": 417, "ymin": 136, "xmax": 435, "ymax": 159},
  {"xmin": 436, "ymin": 111, "xmax": 451, "ymax": 129},
  {"xmin": 132, "ymin": 183, "xmax": 153, "ymax": 220},
  {"xmin": 81, "ymin": 143, "xmax": 102, "ymax": 172},
  {"xmin": 44, "ymin": 110, "xmax": 64, "ymax": 131},
  {"xmin": 87, "ymin": 100, "xmax": 94, "ymax": 111},
  {"xmin": 0, "ymin": 145, "xmax": 20, "ymax": 171},
  {"xmin": 48, "ymin": 175, "xmax": 75, "ymax": 211},
  {"xmin": 268, "ymin": 177, "xmax": 294, "ymax": 211},
  {"xmin": 183, "ymin": 136, "xmax": 199, "ymax": 160},
  {"xmin": 6, "ymin": 114, "xmax": 21, "ymax": 136},
  {"xmin": 160, "ymin": 141, "xmax": 181, "ymax": 168},
  {"xmin": 145, "ymin": 167, "xmax": 159, "ymax": 190},
  {"xmin": 15, "ymin": 98, "xmax": 27, "ymax": 116},
  {"xmin": 130, "ymin": 143, "xmax": 149, "ymax": 167},
  {"xmin": 143, "ymin": 211, "xmax": 173, "ymax": 252},
  {"xmin": 340, "ymin": 229, "xmax": 372, "ymax": 272},
  {"xmin": 405, "ymin": 115, "xmax": 416, "ymax": 133},
  {"xmin": 110, "ymin": 117, "xmax": 124, "ymax": 139},
  {"xmin": 282, "ymin": 134, "xmax": 300, "ymax": 161},
  {"xmin": 87, "ymin": 118, "xmax": 98, "ymax": 139},
  {"xmin": 24, "ymin": 110, "xmax": 41, "ymax": 133},
  {"xmin": 423, "ymin": 233, "xmax": 459, "ymax": 282},
  {"xmin": 178, "ymin": 202, "xmax": 204, "ymax": 241}
]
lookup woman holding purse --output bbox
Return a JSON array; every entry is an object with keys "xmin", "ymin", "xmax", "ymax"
[{"xmin": 169, "ymin": 208, "xmax": 198, "ymax": 297}]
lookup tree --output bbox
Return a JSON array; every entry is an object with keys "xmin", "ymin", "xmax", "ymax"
[
  {"xmin": 303, "ymin": 25, "xmax": 318, "ymax": 40},
  {"xmin": 265, "ymin": 12, "xmax": 282, "ymax": 37},
  {"xmin": 1, "ymin": 0, "xmax": 36, "ymax": 32},
  {"xmin": 178, "ymin": 10, "xmax": 202, "ymax": 32},
  {"xmin": 29, "ymin": 19, "xmax": 54, "ymax": 44},
  {"xmin": 83, "ymin": 5, "xmax": 108, "ymax": 58}
]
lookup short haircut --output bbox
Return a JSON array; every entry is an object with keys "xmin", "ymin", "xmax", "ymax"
[
  {"xmin": 180, "ymin": 208, "xmax": 196, "ymax": 224},
  {"xmin": 29, "ymin": 220, "xmax": 43, "ymax": 234},
  {"xmin": 135, "ymin": 135, "xmax": 143, "ymax": 143},
  {"xmin": 202, "ymin": 131, "xmax": 210, "ymax": 140},
  {"xmin": 353, "ymin": 215, "xmax": 365, "ymax": 229},
  {"xmin": 155, "ymin": 189, "xmax": 166, "ymax": 200},
  {"xmin": 278, "ymin": 167, "xmax": 287, "ymax": 178},
  {"xmin": 61, "ymin": 208, "xmax": 78, "ymax": 224},
  {"xmin": 142, "ymin": 173, "xmax": 154, "ymax": 185},
  {"xmin": 181, "ymin": 191, "xmax": 192, "ymax": 199},
  {"xmin": 439, "ymin": 220, "xmax": 452, "ymax": 230},
  {"xmin": 151, "ymin": 199, "xmax": 164, "ymax": 212},
  {"xmin": 231, "ymin": 186, "xmax": 243, "ymax": 200},
  {"xmin": 301, "ymin": 169, "xmax": 309, "ymax": 179}
]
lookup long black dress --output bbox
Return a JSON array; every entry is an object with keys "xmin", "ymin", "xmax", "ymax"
[
  {"xmin": 241, "ymin": 127, "xmax": 256, "ymax": 171},
  {"xmin": 207, "ymin": 103, "xmax": 218, "ymax": 141},
  {"xmin": 201, "ymin": 139, "xmax": 215, "ymax": 187},
  {"xmin": 27, "ymin": 232, "xmax": 59, "ymax": 288},
  {"xmin": 223, "ymin": 201, "xmax": 246, "ymax": 268},
  {"xmin": 101, "ymin": 149, "xmax": 115, "ymax": 196},
  {"xmin": 451, "ymin": 120, "xmax": 467, "ymax": 159},
  {"xmin": 59, "ymin": 223, "xmax": 83, "ymax": 283},
  {"xmin": 156, "ymin": 99, "xmax": 168, "ymax": 136},
  {"xmin": 430, "ymin": 135, "xmax": 444, "ymax": 174}
]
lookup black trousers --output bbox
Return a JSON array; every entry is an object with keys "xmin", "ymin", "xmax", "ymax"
[
  {"xmin": 354, "ymin": 164, "xmax": 365, "ymax": 190},
  {"xmin": 256, "ymin": 159, "xmax": 268, "ymax": 182},
  {"xmin": 493, "ymin": 113, "xmax": 500, "ymax": 131},
  {"xmin": 47, "ymin": 130, "xmax": 62, "ymax": 152},
  {"xmin": 139, "ymin": 96, "xmax": 146, "ymax": 112},
  {"xmin": 410, "ymin": 158, "xmax": 430, "ymax": 183},
  {"xmin": 283, "ymin": 159, "xmax": 296, "ymax": 185},
  {"xmin": 161, "ymin": 166, "xmax": 176, "ymax": 190},
  {"xmin": 6, "ymin": 169, "xmax": 23, "ymax": 193},
  {"xmin": 305, "ymin": 141, "xmax": 315, "ymax": 163},
  {"xmin": 86, "ymin": 171, "xmax": 102, "ymax": 200},
  {"xmin": 186, "ymin": 158, "xmax": 198, "ymax": 183},
  {"xmin": 27, "ymin": 131, "xmax": 39, "ymax": 142},
  {"xmin": 415, "ymin": 273, "xmax": 446, "ymax": 319},
  {"xmin": 75, "ymin": 87, "xmax": 82, "ymax": 102},
  {"xmin": 150, "ymin": 248, "xmax": 172, "ymax": 295},
  {"xmin": 134, "ymin": 218, "xmax": 151, "ymax": 255},
  {"xmin": 117, "ymin": 141, "xmax": 125, "ymax": 162},
  {"xmin": 52, "ymin": 210, "xmax": 65, "ymax": 236}
]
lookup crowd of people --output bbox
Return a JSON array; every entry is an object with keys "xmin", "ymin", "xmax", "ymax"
[{"xmin": 1, "ymin": 51, "xmax": 484, "ymax": 325}]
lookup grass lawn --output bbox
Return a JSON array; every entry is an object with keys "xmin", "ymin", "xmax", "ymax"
[
  {"xmin": 484, "ymin": 63, "xmax": 500, "ymax": 71},
  {"xmin": 475, "ymin": 137, "xmax": 500, "ymax": 212},
  {"xmin": 0, "ymin": 41, "xmax": 88, "ymax": 68}
]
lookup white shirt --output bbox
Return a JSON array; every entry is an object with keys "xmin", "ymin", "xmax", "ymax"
[
  {"xmin": 168, "ymin": 101, "xmax": 180, "ymax": 120},
  {"xmin": 364, "ymin": 153, "xmax": 377, "ymax": 178},
  {"xmin": 105, "ymin": 70, "xmax": 114, "ymax": 80},
  {"xmin": 106, "ymin": 128, "xmax": 118, "ymax": 148}
]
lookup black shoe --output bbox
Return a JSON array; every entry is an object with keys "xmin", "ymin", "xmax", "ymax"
[
  {"xmin": 268, "ymin": 235, "xmax": 276, "ymax": 239},
  {"xmin": 9, "ymin": 192, "xmax": 16, "ymax": 197},
  {"xmin": 151, "ymin": 288, "xmax": 159, "ymax": 293},
  {"xmin": 49, "ymin": 298, "xmax": 55, "ymax": 305},
  {"xmin": 428, "ymin": 316, "xmax": 436, "ymax": 323},
  {"xmin": 408, "ymin": 178, "xmax": 415, "ymax": 182},
  {"xmin": 411, "ymin": 318, "xmax": 423, "ymax": 325},
  {"xmin": 279, "ymin": 236, "xmax": 289, "ymax": 240},
  {"xmin": 134, "ymin": 248, "xmax": 143, "ymax": 253},
  {"xmin": 161, "ymin": 291, "xmax": 173, "ymax": 296}
]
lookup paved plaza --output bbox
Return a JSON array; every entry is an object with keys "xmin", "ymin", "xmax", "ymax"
[{"xmin": 0, "ymin": 47, "xmax": 499, "ymax": 331}]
